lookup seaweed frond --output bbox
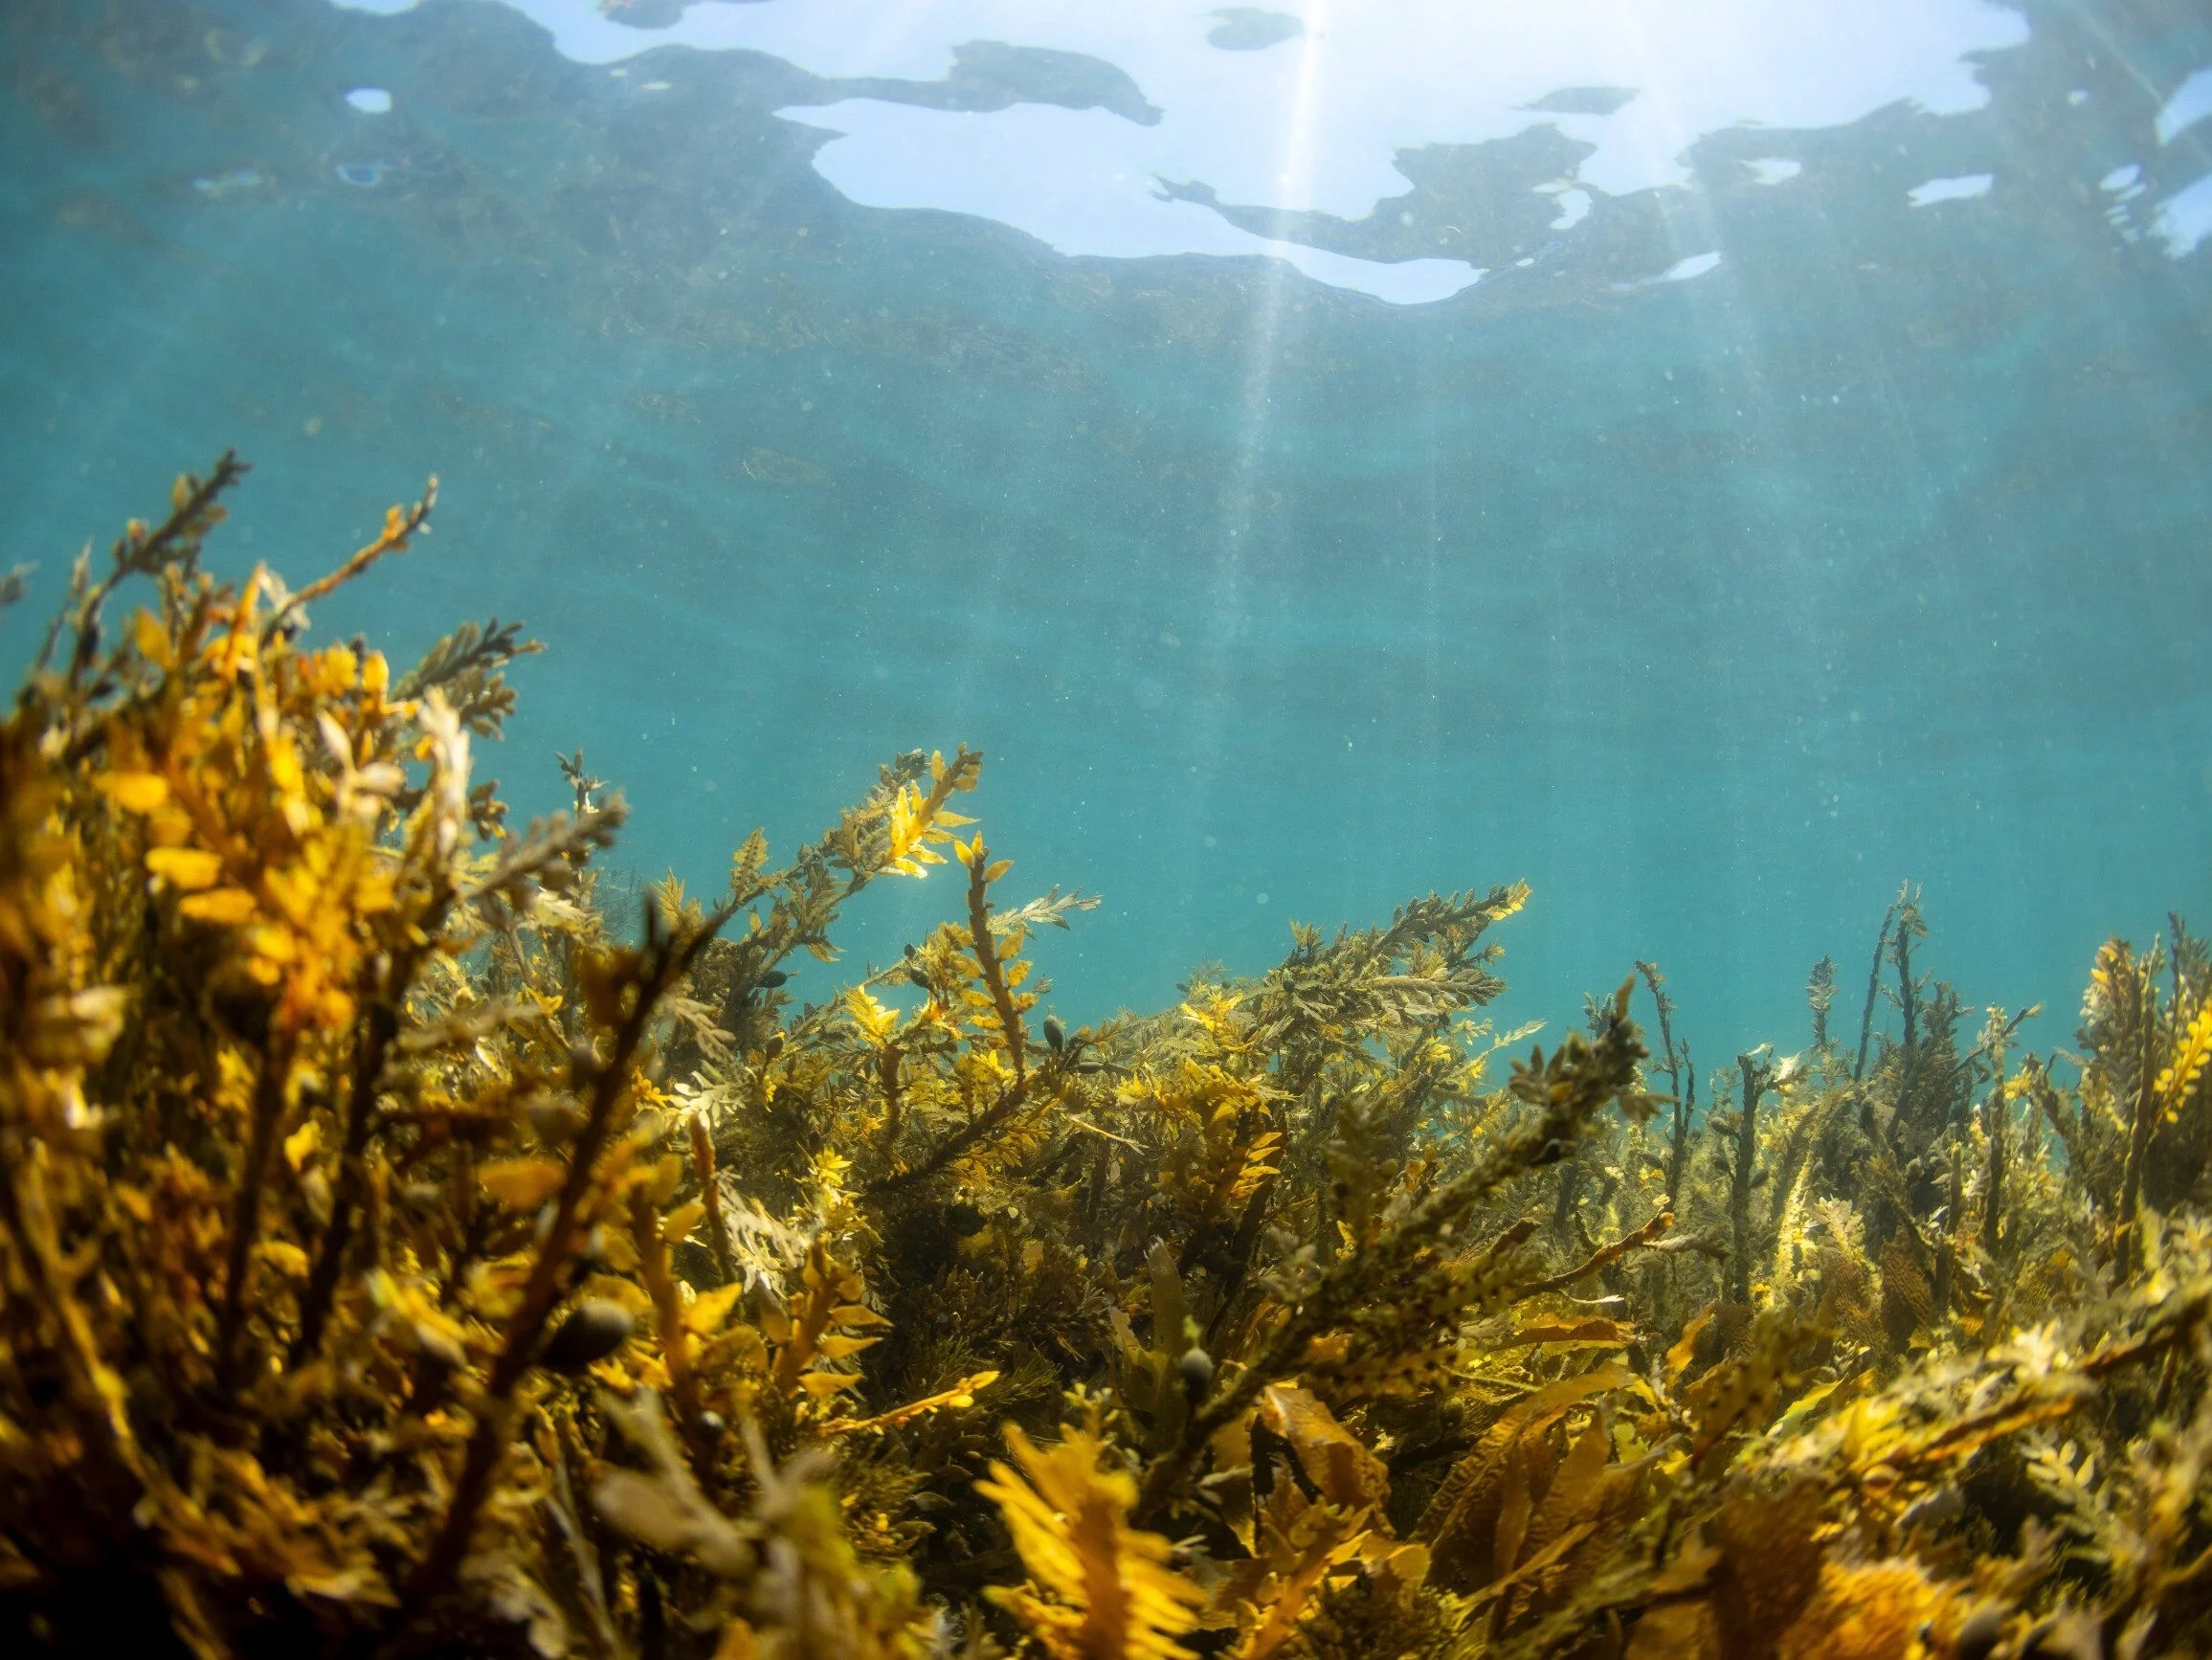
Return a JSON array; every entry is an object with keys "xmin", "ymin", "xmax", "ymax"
[{"xmin": 5, "ymin": 459, "xmax": 2212, "ymax": 1660}]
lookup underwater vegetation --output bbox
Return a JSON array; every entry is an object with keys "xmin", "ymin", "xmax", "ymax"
[{"xmin": 1, "ymin": 460, "xmax": 2210, "ymax": 1660}]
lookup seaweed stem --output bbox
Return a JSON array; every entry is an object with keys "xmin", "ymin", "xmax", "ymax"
[
  {"xmin": 215, "ymin": 1041, "xmax": 292, "ymax": 1391},
  {"xmin": 1636, "ymin": 961, "xmax": 1693, "ymax": 1210},
  {"xmin": 864, "ymin": 1076, "xmax": 1033, "ymax": 1197},
  {"xmin": 1981, "ymin": 1015, "xmax": 2012, "ymax": 1271},
  {"xmin": 876, "ymin": 1041, "xmax": 905, "ymax": 1156},
  {"xmin": 396, "ymin": 902, "xmax": 730, "ymax": 1626},
  {"xmin": 274, "ymin": 475, "xmax": 436, "ymax": 627},
  {"xmin": 2117, "ymin": 1011, "xmax": 2164, "ymax": 1278},
  {"xmin": 1138, "ymin": 986, "xmax": 1646, "ymax": 1522},
  {"xmin": 50, "ymin": 451, "xmax": 250, "ymax": 688},
  {"xmin": 1893, "ymin": 897, "xmax": 1921, "ymax": 1116},
  {"xmin": 1854, "ymin": 894, "xmax": 1899, "ymax": 1084},
  {"xmin": 1933, "ymin": 1139, "xmax": 1964, "ymax": 1325},
  {"xmin": 293, "ymin": 960, "xmax": 419, "ymax": 1367},
  {"xmin": 963, "ymin": 841, "xmax": 1025, "ymax": 1083},
  {"xmin": 631, "ymin": 1183, "xmax": 704, "ymax": 1434},
  {"xmin": 689, "ymin": 1114, "xmax": 736, "ymax": 1289},
  {"xmin": 1728, "ymin": 1053, "xmax": 1774, "ymax": 1304},
  {"xmin": 1520, "ymin": 1210, "xmax": 1673, "ymax": 1296}
]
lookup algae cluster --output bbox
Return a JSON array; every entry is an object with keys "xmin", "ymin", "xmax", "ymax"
[{"xmin": 1, "ymin": 460, "xmax": 2209, "ymax": 1660}]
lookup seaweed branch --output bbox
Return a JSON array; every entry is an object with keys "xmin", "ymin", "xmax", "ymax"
[
  {"xmin": 1854, "ymin": 892, "xmax": 1899, "ymax": 1082},
  {"xmin": 1639, "ymin": 959, "xmax": 1694, "ymax": 1206},
  {"xmin": 1727, "ymin": 1050, "xmax": 1777, "ymax": 1303},
  {"xmin": 401, "ymin": 899, "xmax": 734, "ymax": 1617},
  {"xmin": 1519, "ymin": 1208, "xmax": 1673, "ymax": 1295},
  {"xmin": 960, "ymin": 837, "xmax": 1026, "ymax": 1083},
  {"xmin": 1137, "ymin": 981, "xmax": 1652, "ymax": 1520},
  {"xmin": 276, "ymin": 474, "xmax": 436, "ymax": 622}
]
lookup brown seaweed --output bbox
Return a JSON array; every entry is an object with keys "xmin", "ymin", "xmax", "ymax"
[{"xmin": 1, "ymin": 460, "xmax": 2208, "ymax": 1660}]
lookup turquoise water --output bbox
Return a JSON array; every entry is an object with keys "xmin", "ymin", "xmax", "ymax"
[{"xmin": 3, "ymin": 0, "xmax": 2208, "ymax": 1070}]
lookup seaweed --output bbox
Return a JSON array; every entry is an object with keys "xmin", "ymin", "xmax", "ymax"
[{"xmin": 2, "ymin": 460, "xmax": 2210, "ymax": 1660}]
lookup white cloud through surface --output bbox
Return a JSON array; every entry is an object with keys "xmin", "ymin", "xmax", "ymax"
[{"xmin": 336, "ymin": 0, "xmax": 2033, "ymax": 302}]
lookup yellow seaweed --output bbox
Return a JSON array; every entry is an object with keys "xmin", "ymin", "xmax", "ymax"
[{"xmin": 0, "ymin": 458, "xmax": 2208, "ymax": 1660}]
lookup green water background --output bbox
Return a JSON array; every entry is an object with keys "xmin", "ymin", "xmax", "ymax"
[{"xmin": 3, "ymin": 0, "xmax": 2208, "ymax": 1076}]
